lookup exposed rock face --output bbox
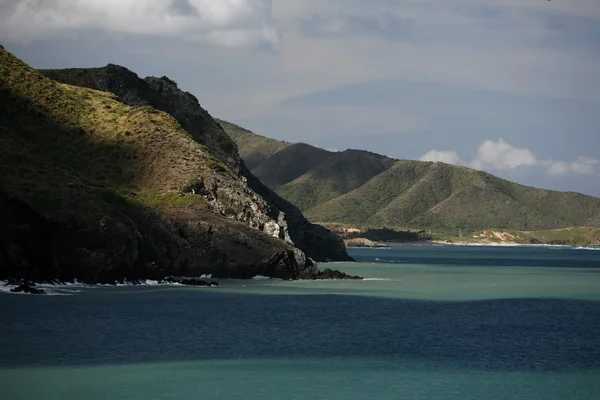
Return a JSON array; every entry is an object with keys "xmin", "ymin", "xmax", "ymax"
[
  {"xmin": 344, "ymin": 238, "xmax": 388, "ymax": 248},
  {"xmin": 0, "ymin": 47, "xmax": 352, "ymax": 283},
  {"xmin": 309, "ymin": 268, "xmax": 363, "ymax": 280},
  {"xmin": 241, "ymin": 164, "xmax": 354, "ymax": 262},
  {"xmin": 177, "ymin": 279, "xmax": 219, "ymax": 287},
  {"xmin": 10, "ymin": 283, "xmax": 46, "ymax": 295},
  {"xmin": 38, "ymin": 65, "xmax": 352, "ymax": 263},
  {"xmin": 0, "ymin": 190, "xmax": 317, "ymax": 282}
]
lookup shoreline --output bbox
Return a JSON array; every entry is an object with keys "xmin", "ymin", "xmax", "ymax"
[
  {"xmin": 0, "ymin": 268, "xmax": 365, "ymax": 295},
  {"xmin": 430, "ymin": 240, "xmax": 600, "ymax": 248},
  {"xmin": 349, "ymin": 240, "xmax": 599, "ymax": 249}
]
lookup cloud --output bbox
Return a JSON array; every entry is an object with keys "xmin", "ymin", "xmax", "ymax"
[
  {"xmin": 544, "ymin": 156, "xmax": 599, "ymax": 176},
  {"xmin": 0, "ymin": 0, "xmax": 279, "ymax": 48},
  {"xmin": 301, "ymin": 12, "xmax": 414, "ymax": 40},
  {"xmin": 472, "ymin": 139, "xmax": 538, "ymax": 170},
  {"xmin": 545, "ymin": 161, "xmax": 571, "ymax": 176},
  {"xmin": 419, "ymin": 139, "xmax": 598, "ymax": 177},
  {"xmin": 420, "ymin": 150, "xmax": 462, "ymax": 165}
]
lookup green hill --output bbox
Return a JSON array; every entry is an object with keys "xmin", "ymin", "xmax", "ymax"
[
  {"xmin": 0, "ymin": 46, "xmax": 350, "ymax": 282},
  {"xmin": 216, "ymin": 119, "xmax": 291, "ymax": 170},
  {"xmin": 220, "ymin": 120, "xmax": 600, "ymax": 231}
]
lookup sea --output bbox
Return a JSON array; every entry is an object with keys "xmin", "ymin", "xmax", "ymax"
[{"xmin": 1, "ymin": 244, "xmax": 600, "ymax": 400}]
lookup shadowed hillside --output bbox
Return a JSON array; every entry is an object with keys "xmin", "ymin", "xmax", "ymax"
[
  {"xmin": 0, "ymin": 46, "xmax": 351, "ymax": 282},
  {"xmin": 220, "ymin": 120, "xmax": 600, "ymax": 231},
  {"xmin": 37, "ymin": 61, "xmax": 352, "ymax": 264}
]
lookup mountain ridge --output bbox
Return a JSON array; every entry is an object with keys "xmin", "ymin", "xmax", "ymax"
[
  {"xmin": 220, "ymin": 120, "xmax": 600, "ymax": 231},
  {"xmin": 0, "ymin": 45, "xmax": 351, "ymax": 283},
  {"xmin": 38, "ymin": 63, "xmax": 352, "ymax": 264}
]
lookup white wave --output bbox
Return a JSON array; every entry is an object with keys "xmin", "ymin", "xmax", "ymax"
[
  {"xmin": 374, "ymin": 258, "xmax": 396, "ymax": 263},
  {"xmin": 1, "ymin": 278, "xmax": 190, "ymax": 295},
  {"xmin": 200, "ymin": 274, "xmax": 212, "ymax": 278},
  {"xmin": 363, "ymin": 278, "xmax": 391, "ymax": 281},
  {"xmin": 0, "ymin": 283, "xmax": 67, "ymax": 296},
  {"xmin": 575, "ymin": 246, "xmax": 600, "ymax": 251},
  {"xmin": 352, "ymin": 246, "xmax": 392, "ymax": 250},
  {"xmin": 0, "ymin": 285, "xmax": 15, "ymax": 294},
  {"xmin": 252, "ymin": 275, "xmax": 271, "ymax": 280}
]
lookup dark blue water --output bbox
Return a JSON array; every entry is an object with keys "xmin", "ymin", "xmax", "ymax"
[
  {"xmin": 1, "ymin": 290, "xmax": 600, "ymax": 371},
  {"xmin": 351, "ymin": 244, "xmax": 600, "ymax": 268},
  {"xmin": 1, "ymin": 245, "xmax": 599, "ymax": 400}
]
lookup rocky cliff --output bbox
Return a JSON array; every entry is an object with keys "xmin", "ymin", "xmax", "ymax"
[
  {"xmin": 0, "ymin": 46, "xmax": 350, "ymax": 283},
  {"xmin": 39, "ymin": 65, "xmax": 353, "ymax": 263}
]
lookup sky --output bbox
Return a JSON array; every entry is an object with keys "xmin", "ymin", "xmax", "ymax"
[{"xmin": 1, "ymin": 0, "xmax": 599, "ymax": 197}]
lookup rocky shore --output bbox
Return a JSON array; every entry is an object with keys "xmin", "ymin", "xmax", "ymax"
[
  {"xmin": 344, "ymin": 238, "xmax": 390, "ymax": 248},
  {"xmin": 0, "ymin": 47, "xmax": 354, "ymax": 286},
  {"xmin": 2, "ymin": 267, "xmax": 364, "ymax": 295}
]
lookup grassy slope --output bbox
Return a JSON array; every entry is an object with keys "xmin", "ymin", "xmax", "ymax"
[
  {"xmin": 1, "ymin": 48, "xmax": 354, "ymax": 281},
  {"xmin": 29, "ymin": 64, "xmax": 351, "ymax": 263},
  {"xmin": 2, "ymin": 65, "xmax": 212, "ymax": 202},
  {"xmin": 278, "ymin": 150, "xmax": 396, "ymax": 211},
  {"xmin": 217, "ymin": 119, "xmax": 291, "ymax": 170},
  {"xmin": 221, "ymin": 120, "xmax": 600, "ymax": 231},
  {"xmin": 0, "ymin": 47, "xmax": 277, "ymax": 244},
  {"xmin": 0, "ymin": 45, "xmax": 297, "ymax": 275},
  {"xmin": 434, "ymin": 227, "xmax": 600, "ymax": 246},
  {"xmin": 41, "ymin": 67, "xmax": 239, "ymax": 169}
]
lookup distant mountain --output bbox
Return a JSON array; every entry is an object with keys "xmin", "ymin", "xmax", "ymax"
[
  {"xmin": 0, "ymin": 46, "xmax": 351, "ymax": 283},
  {"xmin": 220, "ymin": 120, "xmax": 600, "ymax": 231}
]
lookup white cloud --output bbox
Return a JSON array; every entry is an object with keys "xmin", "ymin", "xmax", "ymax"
[
  {"xmin": 472, "ymin": 139, "xmax": 537, "ymax": 170},
  {"xmin": 571, "ymin": 156, "xmax": 599, "ymax": 175},
  {"xmin": 545, "ymin": 156, "xmax": 599, "ymax": 176},
  {"xmin": 0, "ymin": 0, "xmax": 279, "ymax": 48},
  {"xmin": 545, "ymin": 161, "xmax": 571, "ymax": 176},
  {"xmin": 420, "ymin": 150, "xmax": 462, "ymax": 165},
  {"xmin": 420, "ymin": 139, "xmax": 598, "ymax": 177}
]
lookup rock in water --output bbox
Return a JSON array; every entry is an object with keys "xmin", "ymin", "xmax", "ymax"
[
  {"xmin": 179, "ymin": 279, "xmax": 219, "ymax": 287},
  {"xmin": 310, "ymin": 268, "xmax": 363, "ymax": 280},
  {"xmin": 10, "ymin": 282, "xmax": 46, "ymax": 295}
]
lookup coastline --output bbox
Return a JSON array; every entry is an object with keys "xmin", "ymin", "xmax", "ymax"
[
  {"xmin": 430, "ymin": 240, "xmax": 600, "ymax": 248},
  {"xmin": 349, "ymin": 240, "xmax": 600, "ymax": 249}
]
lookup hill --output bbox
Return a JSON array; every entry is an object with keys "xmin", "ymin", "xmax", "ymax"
[
  {"xmin": 220, "ymin": 120, "xmax": 600, "ymax": 231},
  {"xmin": 0, "ymin": 46, "xmax": 351, "ymax": 283}
]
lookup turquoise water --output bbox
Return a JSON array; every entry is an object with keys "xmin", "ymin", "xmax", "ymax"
[{"xmin": 1, "ymin": 245, "xmax": 600, "ymax": 399}]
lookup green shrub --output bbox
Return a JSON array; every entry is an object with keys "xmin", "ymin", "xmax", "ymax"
[{"xmin": 180, "ymin": 178, "xmax": 206, "ymax": 195}]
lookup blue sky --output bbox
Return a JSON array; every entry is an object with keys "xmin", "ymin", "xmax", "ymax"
[{"xmin": 1, "ymin": 0, "xmax": 599, "ymax": 196}]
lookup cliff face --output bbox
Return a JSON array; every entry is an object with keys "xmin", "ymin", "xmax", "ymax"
[
  {"xmin": 39, "ymin": 65, "xmax": 352, "ymax": 263},
  {"xmin": 0, "ymin": 46, "xmax": 349, "ymax": 282},
  {"xmin": 0, "ymin": 189, "xmax": 318, "ymax": 282}
]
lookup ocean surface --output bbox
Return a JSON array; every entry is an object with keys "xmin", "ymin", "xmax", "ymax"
[{"xmin": 1, "ymin": 244, "xmax": 600, "ymax": 399}]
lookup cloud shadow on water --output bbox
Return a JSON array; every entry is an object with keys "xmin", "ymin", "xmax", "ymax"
[{"xmin": 1, "ymin": 291, "xmax": 599, "ymax": 372}]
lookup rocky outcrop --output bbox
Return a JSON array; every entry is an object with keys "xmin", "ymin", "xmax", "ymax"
[
  {"xmin": 10, "ymin": 283, "xmax": 46, "ymax": 295},
  {"xmin": 241, "ymin": 164, "xmax": 354, "ymax": 262},
  {"xmin": 0, "ymin": 46, "xmax": 354, "ymax": 286},
  {"xmin": 308, "ymin": 268, "xmax": 363, "ymax": 280},
  {"xmin": 0, "ymin": 188, "xmax": 323, "ymax": 282},
  {"xmin": 177, "ymin": 278, "xmax": 219, "ymax": 287},
  {"xmin": 345, "ymin": 238, "xmax": 387, "ymax": 248},
  {"xmin": 38, "ymin": 65, "xmax": 352, "ymax": 263}
]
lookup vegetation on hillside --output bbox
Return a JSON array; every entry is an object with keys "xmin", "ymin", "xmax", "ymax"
[
  {"xmin": 0, "ymin": 45, "xmax": 349, "ymax": 282},
  {"xmin": 346, "ymin": 228, "xmax": 432, "ymax": 242},
  {"xmin": 221, "ymin": 120, "xmax": 600, "ymax": 231},
  {"xmin": 40, "ymin": 66, "xmax": 239, "ymax": 168},
  {"xmin": 217, "ymin": 119, "xmax": 291, "ymax": 170}
]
